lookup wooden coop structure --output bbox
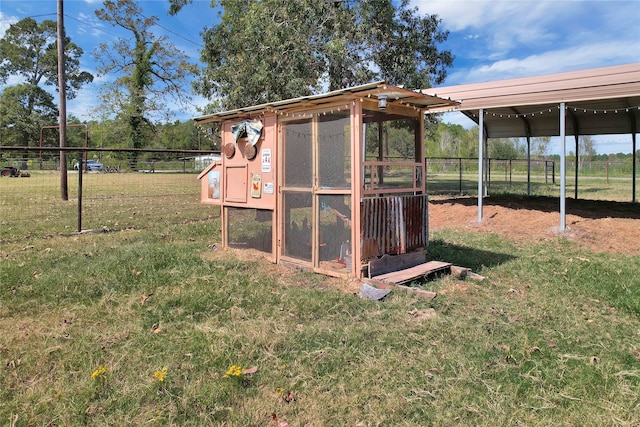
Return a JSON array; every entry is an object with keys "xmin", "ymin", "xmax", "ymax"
[{"xmin": 197, "ymin": 82, "xmax": 458, "ymax": 279}]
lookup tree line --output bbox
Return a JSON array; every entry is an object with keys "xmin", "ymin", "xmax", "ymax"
[
  {"xmin": 2, "ymin": 0, "xmax": 636, "ymax": 164},
  {"xmin": 1, "ymin": 0, "xmax": 452, "ymax": 158}
]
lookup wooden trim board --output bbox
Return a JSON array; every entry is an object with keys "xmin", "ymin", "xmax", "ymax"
[
  {"xmin": 371, "ymin": 260, "xmax": 451, "ymax": 285},
  {"xmin": 368, "ymin": 252, "xmax": 427, "ymax": 278}
]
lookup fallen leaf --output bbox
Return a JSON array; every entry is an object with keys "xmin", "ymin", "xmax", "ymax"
[
  {"xmin": 242, "ymin": 366, "xmax": 257, "ymax": 375},
  {"xmin": 85, "ymin": 406, "xmax": 103, "ymax": 416},
  {"xmin": 409, "ymin": 308, "xmax": 436, "ymax": 320},
  {"xmin": 272, "ymin": 413, "xmax": 289, "ymax": 427},
  {"xmin": 151, "ymin": 323, "xmax": 161, "ymax": 334},
  {"xmin": 140, "ymin": 294, "xmax": 153, "ymax": 305},
  {"xmin": 283, "ymin": 390, "xmax": 296, "ymax": 403},
  {"xmin": 527, "ymin": 346, "xmax": 541, "ymax": 355}
]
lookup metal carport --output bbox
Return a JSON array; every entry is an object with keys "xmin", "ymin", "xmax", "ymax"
[{"xmin": 423, "ymin": 63, "xmax": 640, "ymax": 230}]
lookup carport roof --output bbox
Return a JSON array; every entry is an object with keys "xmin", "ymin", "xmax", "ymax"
[{"xmin": 423, "ymin": 63, "xmax": 640, "ymax": 139}]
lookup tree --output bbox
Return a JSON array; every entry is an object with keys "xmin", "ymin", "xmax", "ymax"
[
  {"xmin": 578, "ymin": 135, "xmax": 597, "ymax": 165},
  {"xmin": 170, "ymin": 0, "xmax": 452, "ymax": 111},
  {"xmin": 194, "ymin": 0, "xmax": 324, "ymax": 110},
  {"xmin": 94, "ymin": 0, "xmax": 196, "ymax": 161},
  {"xmin": 0, "ymin": 18, "xmax": 94, "ymax": 101},
  {"xmin": 0, "ymin": 84, "xmax": 58, "ymax": 147},
  {"xmin": 425, "ymin": 122, "xmax": 478, "ymax": 158},
  {"xmin": 489, "ymin": 138, "xmax": 525, "ymax": 160},
  {"xmin": 0, "ymin": 17, "xmax": 93, "ymax": 152},
  {"xmin": 531, "ymin": 136, "xmax": 551, "ymax": 158}
]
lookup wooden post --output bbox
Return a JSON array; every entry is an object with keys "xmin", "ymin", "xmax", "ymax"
[
  {"xmin": 459, "ymin": 157, "xmax": 462, "ymax": 194},
  {"xmin": 352, "ymin": 99, "xmax": 363, "ymax": 277}
]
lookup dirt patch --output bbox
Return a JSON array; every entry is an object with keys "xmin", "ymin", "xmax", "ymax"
[{"xmin": 429, "ymin": 196, "xmax": 640, "ymax": 255}]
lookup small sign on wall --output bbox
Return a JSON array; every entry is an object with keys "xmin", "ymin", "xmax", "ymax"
[
  {"xmin": 251, "ymin": 174, "xmax": 262, "ymax": 198},
  {"xmin": 263, "ymin": 182, "xmax": 274, "ymax": 195},
  {"xmin": 261, "ymin": 149, "xmax": 271, "ymax": 173}
]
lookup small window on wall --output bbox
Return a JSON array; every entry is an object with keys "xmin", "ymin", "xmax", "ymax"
[
  {"xmin": 227, "ymin": 207, "xmax": 273, "ymax": 254},
  {"xmin": 207, "ymin": 170, "xmax": 221, "ymax": 200}
]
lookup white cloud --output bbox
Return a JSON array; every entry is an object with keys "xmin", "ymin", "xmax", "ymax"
[
  {"xmin": 75, "ymin": 12, "xmax": 109, "ymax": 38},
  {"xmin": 417, "ymin": 0, "xmax": 563, "ymax": 51},
  {"xmin": 447, "ymin": 40, "xmax": 640, "ymax": 84},
  {"xmin": 410, "ymin": 0, "xmax": 640, "ymax": 85},
  {"xmin": 0, "ymin": 11, "xmax": 18, "ymax": 37}
]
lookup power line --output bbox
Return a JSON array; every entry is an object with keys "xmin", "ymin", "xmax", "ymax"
[
  {"xmin": 2, "ymin": 11, "xmax": 202, "ymax": 49},
  {"xmin": 135, "ymin": 11, "xmax": 203, "ymax": 48}
]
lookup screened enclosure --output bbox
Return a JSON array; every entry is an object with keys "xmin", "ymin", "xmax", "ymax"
[{"xmin": 197, "ymin": 82, "xmax": 457, "ymax": 278}]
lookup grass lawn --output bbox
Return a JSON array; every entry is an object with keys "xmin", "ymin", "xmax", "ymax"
[{"xmin": 1, "ymin": 173, "xmax": 639, "ymax": 425}]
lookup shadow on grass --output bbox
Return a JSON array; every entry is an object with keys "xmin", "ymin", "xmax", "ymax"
[
  {"xmin": 426, "ymin": 238, "xmax": 517, "ymax": 272},
  {"xmin": 430, "ymin": 194, "xmax": 640, "ymax": 220}
]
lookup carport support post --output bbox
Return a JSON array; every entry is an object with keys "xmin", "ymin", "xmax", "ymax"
[
  {"xmin": 560, "ymin": 103, "xmax": 567, "ymax": 231},
  {"xmin": 574, "ymin": 134, "xmax": 579, "ymax": 199},
  {"xmin": 526, "ymin": 136, "xmax": 531, "ymax": 196},
  {"xmin": 633, "ymin": 132, "xmax": 637, "ymax": 204},
  {"xmin": 477, "ymin": 108, "xmax": 484, "ymax": 222}
]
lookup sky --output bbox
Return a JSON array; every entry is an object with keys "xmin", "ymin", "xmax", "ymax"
[{"xmin": 1, "ymin": 0, "xmax": 639, "ymax": 154}]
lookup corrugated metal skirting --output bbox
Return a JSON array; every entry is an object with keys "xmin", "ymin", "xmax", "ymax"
[{"xmin": 360, "ymin": 195, "xmax": 429, "ymax": 261}]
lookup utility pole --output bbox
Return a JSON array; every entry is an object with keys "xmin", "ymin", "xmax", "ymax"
[{"xmin": 57, "ymin": 0, "xmax": 69, "ymax": 200}]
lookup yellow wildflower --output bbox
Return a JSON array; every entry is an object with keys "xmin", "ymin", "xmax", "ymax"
[
  {"xmin": 153, "ymin": 367, "xmax": 168, "ymax": 382},
  {"xmin": 223, "ymin": 365, "xmax": 243, "ymax": 378},
  {"xmin": 91, "ymin": 365, "xmax": 107, "ymax": 380}
]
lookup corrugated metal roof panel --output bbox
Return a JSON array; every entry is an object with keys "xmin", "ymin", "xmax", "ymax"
[{"xmin": 194, "ymin": 81, "xmax": 458, "ymax": 123}]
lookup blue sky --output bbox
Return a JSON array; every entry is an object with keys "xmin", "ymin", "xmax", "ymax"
[{"xmin": 1, "ymin": 0, "xmax": 639, "ymax": 153}]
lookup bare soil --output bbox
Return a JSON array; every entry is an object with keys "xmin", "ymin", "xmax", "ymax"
[{"xmin": 428, "ymin": 195, "xmax": 640, "ymax": 255}]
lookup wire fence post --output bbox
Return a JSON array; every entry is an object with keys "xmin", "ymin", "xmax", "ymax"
[
  {"xmin": 459, "ymin": 157, "xmax": 462, "ymax": 194},
  {"xmin": 77, "ymin": 150, "xmax": 83, "ymax": 232}
]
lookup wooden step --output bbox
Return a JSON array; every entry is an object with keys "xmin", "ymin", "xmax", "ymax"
[{"xmin": 371, "ymin": 260, "xmax": 452, "ymax": 285}]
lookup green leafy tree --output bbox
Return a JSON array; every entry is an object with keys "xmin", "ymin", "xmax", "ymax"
[
  {"xmin": 426, "ymin": 122, "xmax": 478, "ymax": 158},
  {"xmin": 489, "ymin": 138, "xmax": 525, "ymax": 160},
  {"xmin": 94, "ymin": 0, "xmax": 196, "ymax": 164},
  {"xmin": 156, "ymin": 120, "xmax": 200, "ymax": 151},
  {"xmin": 0, "ymin": 17, "xmax": 93, "ymax": 155},
  {"xmin": 0, "ymin": 18, "xmax": 94, "ymax": 99},
  {"xmin": 531, "ymin": 136, "xmax": 551, "ymax": 158},
  {"xmin": 0, "ymin": 84, "xmax": 58, "ymax": 147},
  {"xmin": 170, "ymin": 0, "xmax": 452, "ymax": 111}
]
